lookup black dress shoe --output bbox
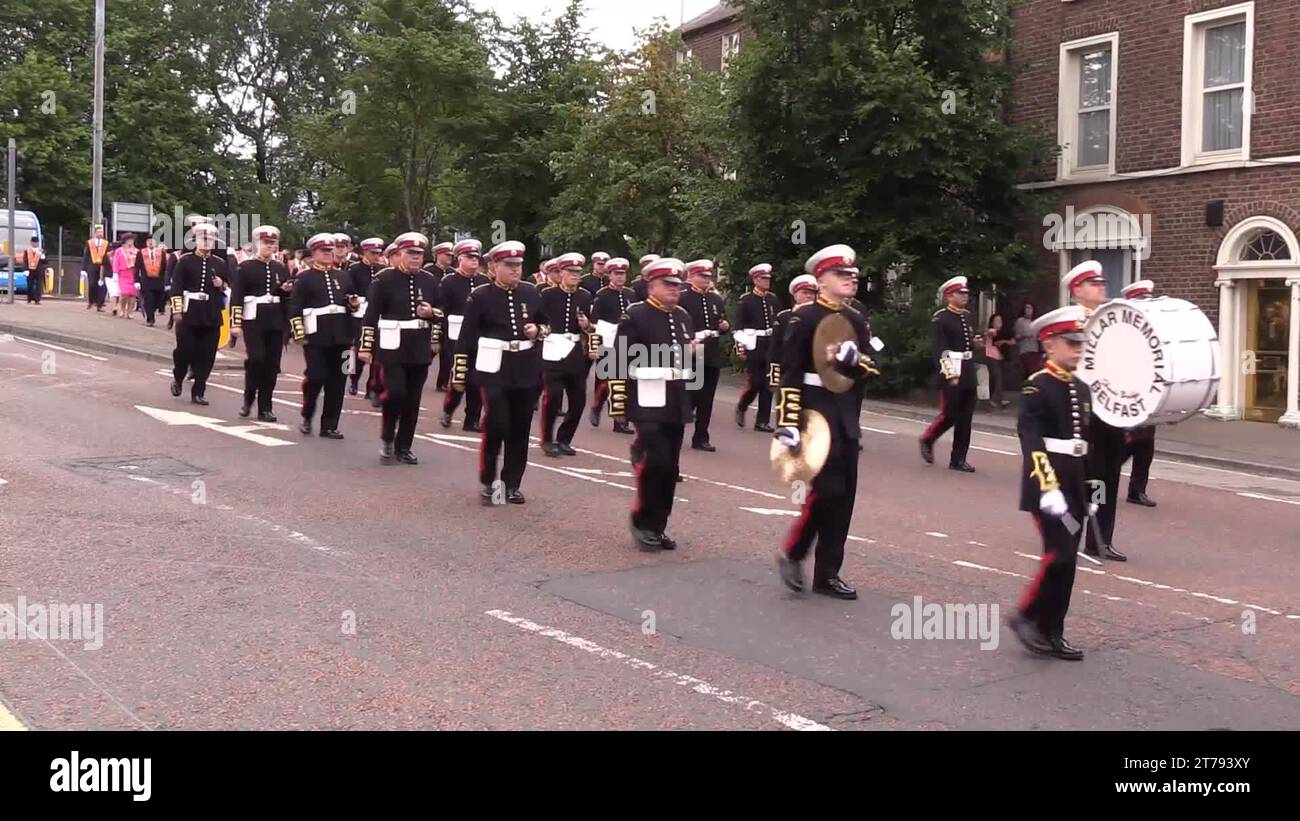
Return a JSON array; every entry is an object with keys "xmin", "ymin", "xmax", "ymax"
[
  {"xmin": 506, "ymin": 488, "xmax": 525, "ymax": 504},
  {"xmin": 949, "ymin": 462, "xmax": 976, "ymax": 473},
  {"xmin": 919, "ymin": 439, "xmax": 934, "ymax": 464},
  {"xmin": 1048, "ymin": 635, "xmax": 1084, "ymax": 660},
  {"xmin": 614, "ymin": 421, "xmax": 634, "ymax": 434},
  {"xmin": 658, "ymin": 534, "xmax": 677, "ymax": 551},
  {"xmin": 1100, "ymin": 544, "xmax": 1127, "ymax": 562},
  {"xmin": 170, "ymin": 380, "xmax": 182, "ymax": 397},
  {"xmin": 629, "ymin": 522, "xmax": 661, "ymax": 549},
  {"xmin": 463, "ymin": 421, "xmax": 482, "ymax": 433},
  {"xmin": 557, "ymin": 443, "xmax": 577, "ymax": 456},
  {"xmin": 480, "ymin": 485, "xmax": 495, "ymax": 505},
  {"xmin": 1127, "ymin": 493, "xmax": 1157, "ymax": 507},
  {"xmin": 191, "ymin": 395, "xmax": 209, "ymax": 406},
  {"xmin": 1009, "ymin": 612, "xmax": 1052, "ymax": 655},
  {"xmin": 398, "ymin": 450, "xmax": 419, "ymax": 465},
  {"xmin": 299, "ymin": 419, "xmax": 312, "ymax": 435},
  {"xmin": 754, "ymin": 423, "xmax": 774, "ymax": 433},
  {"xmin": 348, "ymin": 382, "xmax": 358, "ymax": 396},
  {"xmin": 257, "ymin": 411, "xmax": 277, "ymax": 423},
  {"xmin": 776, "ymin": 553, "xmax": 804, "ymax": 593},
  {"xmin": 320, "ymin": 430, "xmax": 344, "ymax": 440},
  {"xmin": 589, "ymin": 407, "xmax": 601, "ymax": 427},
  {"xmin": 735, "ymin": 407, "xmax": 746, "ymax": 428},
  {"xmin": 691, "ymin": 442, "xmax": 716, "ymax": 452},
  {"xmin": 369, "ymin": 393, "xmax": 382, "ymax": 408},
  {"xmin": 380, "ymin": 441, "xmax": 395, "ymax": 464},
  {"xmin": 439, "ymin": 413, "xmax": 452, "ymax": 428},
  {"xmin": 812, "ymin": 576, "xmax": 858, "ymax": 600},
  {"xmin": 238, "ymin": 403, "xmax": 252, "ymax": 418},
  {"xmin": 543, "ymin": 443, "xmax": 562, "ymax": 458},
  {"xmin": 675, "ymin": 473, "xmax": 684, "ymax": 482}
]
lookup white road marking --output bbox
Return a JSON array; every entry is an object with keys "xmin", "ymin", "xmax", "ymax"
[
  {"xmin": 566, "ymin": 442, "xmax": 785, "ymax": 500},
  {"xmin": 952, "ymin": 560, "xmax": 1025, "ymax": 578},
  {"xmin": 968, "ymin": 540, "xmax": 987, "ymax": 546},
  {"xmin": 860, "ymin": 426, "xmax": 896, "ymax": 435},
  {"xmin": 0, "ymin": 477, "xmax": 7, "ymax": 487},
  {"xmin": 485, "ymin": 609, "xmax": 831, "ymax": 731},
  {"xmin": 969, "ymin": 445, "xmax": 1016, "ymax": 456},
  {"xmin": 924, "ymin": 531, "xmax": 948, "ymax": 538},
  {"xmin": 135, "ymin": 405, "xmax": 295, "ymax": 447},
  {"xmin": 740, "ymin": 507, "xmax": 798, "ymax": 517},
  {"xmin": 9, "ymin": 335, "xmax": 109, "ymax": 361},
  {"xmin": 1236, "ymin": 491, "xmax": 1300, "ymax": 506},
  {"xmin": 847, "ymin": 535, "xmax": 875, "ymax": 544}
]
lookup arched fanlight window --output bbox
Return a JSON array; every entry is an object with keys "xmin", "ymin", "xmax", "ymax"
[{"xmin": 1240, "ymin": 229, "xmax": 1293, "ymax": 261}]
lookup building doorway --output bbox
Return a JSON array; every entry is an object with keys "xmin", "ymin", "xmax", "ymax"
[{"xmin": 1245, "ymin": 280, "xmax": 1291, "ymax": 421}]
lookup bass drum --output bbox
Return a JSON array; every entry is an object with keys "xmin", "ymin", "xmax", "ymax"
[{"xmin": 1078, "ymin": 296, "xmax": 1219, "ymax": 428}]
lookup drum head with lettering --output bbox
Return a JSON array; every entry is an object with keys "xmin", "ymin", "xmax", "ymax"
[{"xmin": 1079, "ymin": 299, "xmax": 1165, "ymax": 427}]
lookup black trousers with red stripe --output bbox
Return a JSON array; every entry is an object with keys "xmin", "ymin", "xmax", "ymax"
[
  {"xmin": 921, "ymin": 383, "xmax": 976, "ymax": 465},
  {"xmin": 444, "ymin": 373, "xmax": 483, "ymax": 425},
  {"xmin": 630, "ymin": 421, "xmax": 685, "ymax": 535},
  {"xmin": 1018, "ymin": 512, "xmax": 1079, "ymax": 638},
  {"xmin": 782, "ymin": 436, "xmax": 859, "ymax": 583},
  {"xmin": 737, "ymin": 366, "xmax": 772, "ymax": 426},
  {"xmin": 542, "ymin": 368, "xmax": 585, "ymax": 445},
  {"xmin": 302, "ymin": 344, "xmax": 348, "ymax": 432},
  {"xmin": 381, "ymin": 363, "xmax": 429, "ymax": 452},
  {"xmin": 480, "ymin": 385, "xmax": 537, "ymax": 490}
]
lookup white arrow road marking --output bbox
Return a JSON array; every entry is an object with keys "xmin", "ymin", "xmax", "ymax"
[
  {"xmin": 0, "ymin": 477, "xmax": 8, "ymax": 487},
  {"xmin": 134, "ymin": 405, "xmax": 295, "ymax": 447},
  {"xmin": 740, "ymin": 507, "xmax": 799, "ymax": 517},
  {"xmin": 486, "ymin": 610, "xmax": 831, "ymax": 731}
]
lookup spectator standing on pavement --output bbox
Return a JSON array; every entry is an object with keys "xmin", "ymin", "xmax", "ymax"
[
  {"xmin": 21, "ymin": 236, "xmax": 46, "ymax": 304},
  {"xmin": 82, "ymin": 224, "xmax": 110, "ymax": 311},
  {"xmin": 136, "ymin": 236, "xmax": 168, "ymax": 326},
  {"xmin": 113, "ymin": 233, "xmax": 140, "ymax": 320},
  {"xmin": 983, "ymin": 313, "xmax": 1013, "ymax": 409},
  {"xmin": 1013, "ymin": 302, "xmax": 1040, "ymax": 381}
]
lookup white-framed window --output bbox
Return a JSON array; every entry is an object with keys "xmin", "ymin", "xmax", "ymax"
[
  {"xmin": 1057, "ymin": 32, "xmax": 1119, "ymax": 180},
  {"xmin": 1182, "ymin": 2, "xmax": 1254, "ymax": 166},
  {"xmin": 720, "ymin": 32, "xmax": 740, "ymax": 71},
  {"xmin": 676, "ymin": 48, "xmax": 693, "ymax": 66}
]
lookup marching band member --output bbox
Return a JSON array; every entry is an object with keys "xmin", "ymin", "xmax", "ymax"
[
  {"xmin": 580, "ymin": 251, "xmax": 609, "ymax": 296},
  {"xmin": 734, "ymin": 263, "xmax": 780, "ymax": 432},
  {"xmin": 82, "ymin": 224, "xmax": 110, "ymax": 311},
  {"xmin": 230, "ymin": 225, "xmax": 291, "ymax": 421},
  {"xmin": 428, "ymin": 241, "xmax": 457, "ymax": 391},
  {"xmin": 454, "ymin": 240, "xmax": 546, "ymax": 504},
  {"xmin": 168, "ymin": 222, "xmax": 227, "ymax": 405},
  {"xmin": 1121, "ymin": 280, "xmax": 1158, "ymax": 508},
  {"xmin": 542, "ymin": 257, "xmax": 563, "ymax": 291},
  {"xmin": 919, "ymin": 275, "xmax": 978, "ymax": 473},
  {"xmin": 679, "ymin": 259, "xmax": 729, "ymax": 452},
  {"xmin": 346, "ymin": 238, "xmax": 387, "ymax": 401},
  {"xmin": 1065, "ymin": 261, "xmax": 1126, "ymax": 561},
  {"xmin": 290, "ymin": 233, "xmax": 357, "ymax": 439},
  {"xmin": 774, "ymin": 245, "xmax": 880, "ymax": 600},
  {"xmin": 1009, "ymin": 305, "xmax": 1092, "ymax": 660},
  {"xmin": 589, "ymin": 257, "xmax": 636, "ymax": 434},
  {"xmin": 767, "ymin": 274, "xmax": 819, "ymax": 393},
  {"xmin": 332, "ymin": 233, "xmax": 354, "ymax": 271},
  {"xmin": 631, "ymin": 254, "xmax": 659, "ymax": 302},
  {"xmin": 359, "ymin": 232, "xmax": 442, "ymax": 465},
  {"xmin": 609, "ymin": 258, "xmax": 695, "ymax": 550},
  {"xmin": 440, "ymin": 239, "xmax": 489, "ymax": 432},
  {"xmin": 538, "ymin": 252, "xmax": 595, "ymax": 456}
]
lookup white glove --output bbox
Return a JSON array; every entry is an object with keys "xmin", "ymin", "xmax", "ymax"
[
  {"xmin": 775, "ymin": 427, "xmax": 800, "ymax": 449},
  {"xmin": 1039, "ymin": 490, "xmax": 1068, "ymax": 518},
  {"xmin": 835, "ymin": 340, "xmax": 859, "ymax": 366},
  {"xmin": 1088, "ymin": 502, "xmax": 1099, "ymax": 516},
  {"xmin": 80, "ymin": 270, "xmax": 87, "ymax": 277}
]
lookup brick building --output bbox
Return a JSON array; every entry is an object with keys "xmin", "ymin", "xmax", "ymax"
[
  {"xmin": 1010, "ymin": 0, "xmax": 1300, "ymax": 428},
  {"xmin": 677, "ymin": 3, "xmax": 742, "ymax": 72}
]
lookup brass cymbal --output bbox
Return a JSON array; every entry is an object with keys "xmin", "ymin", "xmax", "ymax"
[
  {"xmin": 812, "ymin": 312, "xmax": 856, "ymax": 394},
  {"xmin": 770, "ymin": 409, "xmax": 832, "ymax": 486}
]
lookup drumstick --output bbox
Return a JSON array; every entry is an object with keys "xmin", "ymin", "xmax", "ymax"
[{"xmin": 1076, "ymin": 515, "xmax": 1103, "ymax": 565}]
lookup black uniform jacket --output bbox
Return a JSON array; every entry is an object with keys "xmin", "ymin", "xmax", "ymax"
[
  {"xmin": 767, "ymin": 307, "xmax": 796, "ymax": 387},
  {"xmin": 735, "ymin": 288, "xmax": 781, "ymax": 364},
  {"xmin": 537, "ymin": 285, "xmax": 595, "ymax": 374},
  {"xmin": 678, "ymin": 285, "xmax": 727, "ymax": 368},
  {"xmin": 609, "ymin": 296, "xmax": 697, "ymax": 425},
  {"xmin": 776, "ymin": 296, "xmax": 879, "ymax": 441},
  {"xmin": 453, "ymin": 280, "xmax": 545, "ymax": 390},
  {"xmin": 359, "ymin": 267, "xmax": 443, "ymax": 365},
  {"xmin": 1018, "ymin": 361, "xmax": 1093, "ymax": 516},
  {"xmin": 289, "ymin": 266, "xmax": 354, "ymax": 347},
  {"xmin": 230, "ymin": 257, "xmax": 290, "ymax": 331},
  {"xmin": 168, "ymin": 251, "xmax": 228, "ymax": 327},
  {"xmin": 932, "ymin": 305, "xmax": 977, "ymax": 388}
]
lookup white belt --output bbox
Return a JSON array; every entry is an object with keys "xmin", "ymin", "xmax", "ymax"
[
  {"xmin": 694, "ymin": 330, "xmax": 720, "ymax": 340},
  {"xmin": 379, "ymin": 318, "xmax": 428, "ymax": 330},
  {"xmin": 248, "ymin": 294, "xmax": 280, "ymax": 304},
  {"xmin": 479, "ymin": 337, "xmax": 535, "ymax": 352},
  {"xmin": 632, "ymin": 366, "xmax": 695, "ymax": 381},
  {"xmin": 1044, "ymin": 437, "xmax": 1088, "ymax": 456},
  {"xmin": 556, "ymin": 332, "xmax": 581, "ymax": 342},
  {"xmin": 743, "ymin": 328, "xmax": 773, "ymax": 337},
  {"xmin": 304, "ymin": 305, "xmax": 346, "ymax": 317},
  {"xmin": 803, "ymin": 373, "xmax": 823, "ymax": 387},
  {"xmin": 183, "ymin": 291, "xmax": 210, "ymax": 301},
  {"xmin": 945, "ymin": 350, "xmax": 973, "ymax": 360}
]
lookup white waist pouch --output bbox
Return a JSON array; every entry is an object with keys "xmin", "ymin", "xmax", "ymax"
[
  {"xmin": 448, "ymin": 314, "xmax": 464, "ymax": 341},
  {"xmin": 595, "ymin": 319, "xmax": 619, "ymax": 348},
  {"xmin": 243, "ymin": 294, "xmax": 279, "ymax": 321},
  {"xmin": 377, "ymin": 318, "xmax": 426, "ymax": 350},
  {"xmin": 183, "ymin": 291, "xmax": 210, "ymax": 312},
  {"xmin": 735, "ymin": 329, "xmax": 758, "ymax": 351},
  {"xmin": 631, "ymin": 366, "xmax": 692, "ymax": 409},
  {"xmin": 351, "ymin": 297, "xmax": 367, "ymax": 319},
  {"xmin": 543, "ymin": 334, "xmax": 577, "ymax": 362},
  {"xmin": 476, "ymin": 337, "xmax": 505, "ymax": 374},
  {"xmin": 303, "ymin": 304, "xmax": 345, "ymax": 335}
]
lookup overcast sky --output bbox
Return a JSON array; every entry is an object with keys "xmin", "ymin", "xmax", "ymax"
[{"xmin": 473, "ymin": 0, "xmax": 721, "ymax": 49}]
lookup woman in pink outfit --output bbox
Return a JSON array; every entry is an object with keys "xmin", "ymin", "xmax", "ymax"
[{"xmin": 113, "ymin": 233, "xmax": 140, "ymax": 319}]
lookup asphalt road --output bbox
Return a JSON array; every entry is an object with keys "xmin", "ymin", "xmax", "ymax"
[{"xmin": 1, "ymin": 333, "xmax": 1297, "ymax": 730}]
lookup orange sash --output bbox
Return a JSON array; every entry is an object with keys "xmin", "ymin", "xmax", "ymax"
[
  {"xmin": 88, "ymin": 238, "xmax": 107, "ymax": 265},
  {"xmin": 23, "ymin": 248, "xmax": 41, "ymax": 271},
  {"xmin": 143, "ymin": 248, "xmax": 163, "ymax": 277}
]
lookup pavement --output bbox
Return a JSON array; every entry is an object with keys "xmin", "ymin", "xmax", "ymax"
[{"xmin": 0, "ymin": 330, "xmax": 1297, "ymax": 731}]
